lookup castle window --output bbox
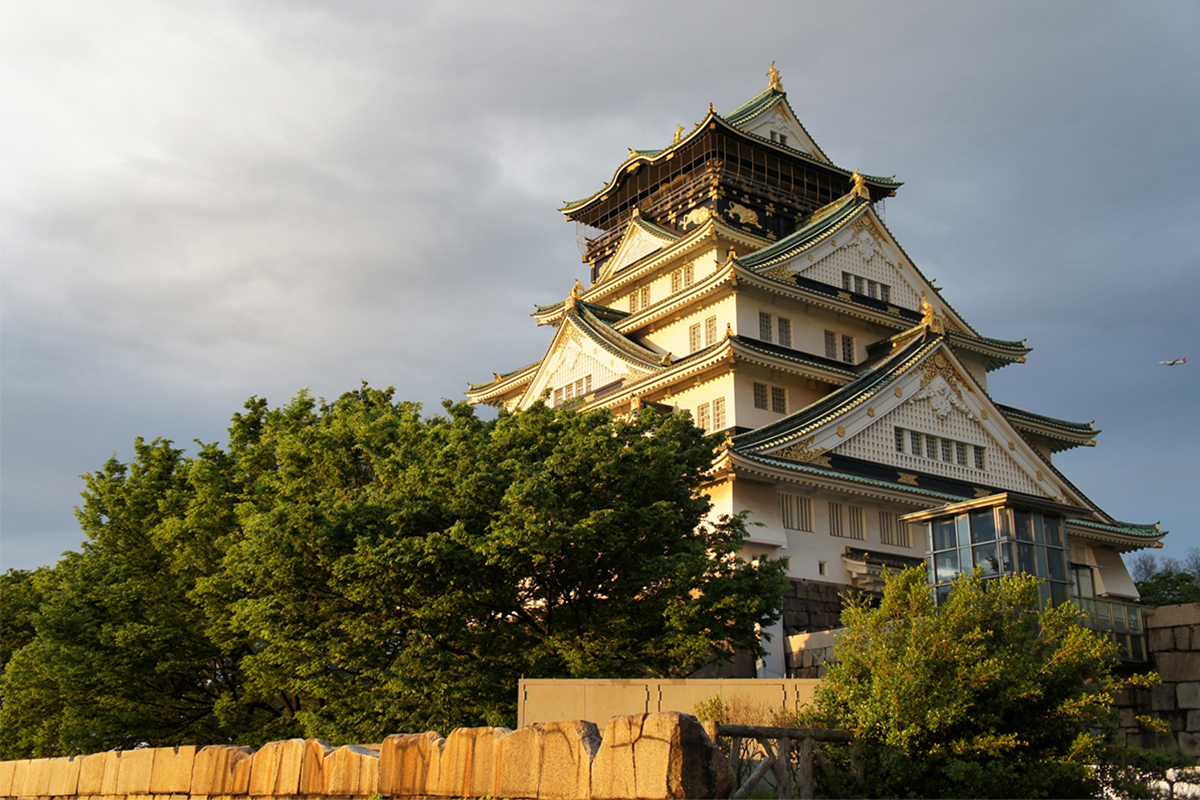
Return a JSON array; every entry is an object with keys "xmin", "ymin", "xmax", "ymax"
[
  {"xmin": 867, "ymin": 280, "xmax": 879, "ymax": 299},
  {"xmin": 854, "ymin": 276, "xmax": 865, "ymax": 294},
  {"xmin": 829, "ymin": 503, "xmax": 845, "ymax": 538},
  {"xmin": 684, "ymin": 263, "xmax": 694, "ymax": 286},
  {"xmin": 689, "ymin": 323, "xmax": 702, "ymax": 353},
  {"xmin": 880, "ymin": 284, "xmax": 891, "ymax": 303},
  {"xmin": 759, "ymin": 312, "xmax": 773, "ymax": 342},
  {"xmin": 848, "ymin": 506, "xmax": 865, "ymax": 540},
  {"xmin": 696, "ymin": 402, "xmax": 711, "ymax": 431},
  {"xmin": 955, "ymin": 441, "xmax": 968, "ymax": 466},
  {"xmin": 910, "ymin": 430, "xmax": 923, "ymax": 455},
  {"xmin": 842, "ymin": 272, "xmax": 853, "ymax": 292},
  {"xmin": 554, "ymin": 375, "xmax": 592, "ymax": 407},
  {"xmin": 941, "ymin": 439, "xmax": 953, "ymax": 462},
  {"xmin": 704, "ymin": 315, "xmax": 717, "ymax": 347},
  {"xmin": 754, "ymin": 382, "xmax": 768, "ymax": 410},
  {"xmin": 926, "ymin": 435, "xmax": 938, "ymax": 460},
  {"xmin": 879, "ymin": 511, "xmax": 911, "ymax": 547},
  {"xmin": 777, "ymin": 317, "xmax": 792, "ymax": 347},
  {"xmin": 771, "ymin": 386, "xmax": 787, "ymax": 414},
  {"xmin": 712, "ymin": 397, "xmax": 726, "ymax": 429},
  {"xmin": 841, "ymin": 334, "xmax": 855, "ymax": 364},
  {"xmin": 629, "ymin": 293, "xmax": 639, "ymax": 313},
  {"xmin": 671, "ymin": 270, "xmax": 682, "ymax": 294},
  {"xmin": 825, "ymin": 330, "xmax": 838, "ymax": 359},
  {"xmin": 640, "ymin": 286, "xmax": 651, "ymax": 309},
  {"xmin": 780, "ymin": 494, "xmax": 813, "ymax": 532},
  {"xmin": 974, "ymin": 445, "xmax": 987, "ymax": 470},
  {"xmin": 895, "ymin": 428, "xmax": 905, "ymax": 453},
  {"xmin": 770, "ymin": 130, "xmax": 788, "ymax": 146}
]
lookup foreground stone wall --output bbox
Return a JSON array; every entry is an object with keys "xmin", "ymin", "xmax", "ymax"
[
  {"xmin": 1115, "ymin": 603, "xmax": 1200, "ymax": 757},
  {"xmin": 0, "ymin": 712, "xmax": 732, "ymax": 800}
]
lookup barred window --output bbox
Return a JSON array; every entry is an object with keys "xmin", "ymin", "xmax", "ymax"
[
  {"xmin": 629, "ymin": 293, "xmax": 639, "ymax": 313},
  {"xmin": 780, "ymin": 494, "xmax": 813, "ymax": 532},
  {"xmin": 712, "ymin": 397, "xmax": 726, "ymax": 429},
  {"xmin": 841, "ymin": 334, "xmax": 855, "ymax": 364},
  {"xmin": 753, "ymin": 382, "xmax": 768, "ymax": 409},
  {"xmin": 956, "ymin": 441, "xmax": 967, "ymax": 466},
  {"xmin": 640, "ymin": 285, "xmax": 651, "ymax": 309},
  {"xmin": 554, "ymin": 387, "xmax": 564, "ymax": 407},
  {"xmin": 771, "ymin": 386, "xmax": 787, "ymax": 414},
  {"xmin": 941, "ymin": 439, "xmax": 953, "ymax": 462},
  {"xmin": 829, "ymin": 503, "xmax": 845, "ymax": 538},
  {"xmin": 704, "ymin": 315, "xmax": 717, "ymax": 347},
  {"xmin": 778, "ymin": 317, "xmax": 792, "ymax": 348},
  {"xmin": 974, "ymin": 445, "xmax": 987, "ymax": 470},
  {"xmin": 825, "ymin": 330, "xmax": 838, "ymax": 359},
  {"xmin": 696, "ymin": 402, "xmax": 710, "ymax": 431},
  {"xmin": 895, "ymin": 428, "xmax": 905, "ymax": 452},
  {"xmin": 926, "ymin": 435, "xmax": 938, "ymax": 460},
  {"xmin": 842, "ymin": 272, "xmax": 853, "ymax": 291},
  {"xmin": 759, "ymin": 312, "xmax": 773, "ymax": 342},
  {"xmin": 671, "ymin": 270, "xmax": 682, "ymax": 294},
  {"xmin": 867, "ymin": 280, "xmax": 879, "ymax": 299},
  {"xmin": 854, "ymin": 276, "xmax": 865, "ymax": 294},
  {"xmin": 848, "ymin": 506, "xmax": 865, "ymax": 540},
  {"xmin": 879, "ymin": 511, "xmax": 911, "ymax": 547},
  {"xmin": 880, "ymin": 284, "xmax": 891, "ymax": 303},
  {"xmin": 689, "ymin": 323, "xmax": 702, "ymax": 353},
  {"xmin": 910, "ymin": 430, "xmax": 923, "ymax": 455},
  {"xmin": 684, "ymin": 263, "xmax": 694, "ymax": 286}
]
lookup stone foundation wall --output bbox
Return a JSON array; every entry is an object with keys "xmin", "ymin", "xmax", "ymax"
[
  {"xmin": 780, "ymin": 578, "xmax": 868, "ymax": 636},
  {"xmin": 0, "ymin": 713, "xmax": 732, "ymax": 800},
  {"xmin": 1115, "ymin": 603, "xmax": 1200, "ymax": 757}
]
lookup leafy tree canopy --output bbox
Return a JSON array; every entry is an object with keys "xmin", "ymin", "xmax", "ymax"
[
  {"xmin": 1, "ymin": 388, "xmax": 787, "ymax": 757},
  {"xmin": 812, "ymin": 567, "xmax": 1147, "ymax": 799},
  {"xmin": 1131, "ymin": 548, "xmax": 1200, "ymax": 607}
]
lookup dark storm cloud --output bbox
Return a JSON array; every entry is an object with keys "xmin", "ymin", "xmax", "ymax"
[{"xmin": 2, "ymin": 0, "xmax": 1197, "ymax": 570}]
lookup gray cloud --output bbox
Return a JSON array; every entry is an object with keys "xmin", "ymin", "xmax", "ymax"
[{"xmin": 3, "ymin": 0, "xmax": 1198, "ymax": 570}]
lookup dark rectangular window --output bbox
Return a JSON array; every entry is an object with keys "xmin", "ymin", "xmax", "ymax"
[
  {"xmin": 771, "ymin": 386, "xmax": 786, "ymax": 414},
  {"xmin": 753, "ymin": 382, "xmax": 768, "ymax": 409}
]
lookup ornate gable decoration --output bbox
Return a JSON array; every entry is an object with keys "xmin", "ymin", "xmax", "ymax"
[
  {"xmin": 598, "ymin": 217, "xmax": 678, "ymax": 284},
  {"xmin": 772, "ymin": 435, "xmax": 832, "ymax": 468}
]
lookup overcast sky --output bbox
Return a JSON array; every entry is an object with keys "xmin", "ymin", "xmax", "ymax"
[{"xmin": 2, "ymin": 0, "xmax": 1198, "ymax": 572}]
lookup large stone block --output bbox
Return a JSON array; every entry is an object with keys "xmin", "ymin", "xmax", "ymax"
[
  {"xmin": 1147, "ymin": 604, "xmax": 1200, "ymax": 629},
  {"xmin": 297, "ymin": 739, "xmax": 334, "ymax": 796},
  {"xmin": 25, "ymin": 757, "xmax": 55, "ymax": 797},
  {"xmin": 1189, "ymin": 710, "xmax": 1200, "ymax": 732},
  {"xmin": 379, "ymin": 732, "xmax": 443, "ymax": 798},
  {"xmin": 0, "ymin": 759, "xmax": 18, "ymax": 797},
  {"xmin": 190, "ymin": 746, "xmax": 253, "ymax": 796},
  {"xmin": 248, "ymin": 739, "xmax": 306, "ymax": 796},
  {"xmin": 150, "ymin": 746, "xmax": 196, "ymax": 794},
  {"xmin": 496, "ymin": 726, "xmax": 542, "ymax": 800},
  {"xmin": 99, "ymin": 751, "xmax": 122, "ymax": 795},
  {"xmin": 1179, "ymin": 683, "xmax": 1200, "ymax": 710},
  {"xmin": 1157, "ymin": 652, "xmax": 1200, "ymax": 683},
  {"xmin": 1153, "ymin": 684, "xmax": 1178, "ymax": 712},
  {"xmin": 538, "ymin": 720, "xmax": 600, "ymax": 800},
  {"xmin": 432, "ymin": 727, "xmax": 509, "ymax": 798},
  {"xmin": 591, "ymin": 713, "xmax": 732, "ymax": 800},
  {"xmin": 323, "ymin": 745, "xmax": 380, "ymax": 797},
  {"xmin": 76, "ymin": 753, "xmax": 110, "ymax": 796},
  {"xmin": 7, "ymin": 760, "xmax": 31, "ymax": 799},
  {"xmin": 1150, "ymin": 628, "xmax": 1176, "ymax": 652},
  {"xmin": 46, "ymin": 756, "xmax": 82, "ymax": 797},
  {"xmin": 116, "ymin": 749, "xmax": 156, "ymax": 795},
  {"xmin": 1180, "ymin": 731, "xmax": 1200, "ymax": 758}
]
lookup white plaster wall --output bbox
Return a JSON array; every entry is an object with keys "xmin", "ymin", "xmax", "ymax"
[
  {"xmin": 733, "ymin": 363, "xmax": 826, "ymax": 431},
  {"xmin": 640, "ymin": 295, "xmax": 736, "ymax": 363},
  {"xmin": 734, "ymin": 289, "xmax": 881, "ymax": 364},
  {"xmin": 670, "ymin": 372, "xmax": 735, "ymax": 431}
]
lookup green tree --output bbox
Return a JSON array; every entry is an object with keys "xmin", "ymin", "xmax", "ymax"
[
  {"xmin": 2, "ymin": 389, "xmax": 787, "ymax": 754},
  {"xmin": 1131, "ymin": 548, "xmax": 1200, "ymax": 607},
  {"xmin": 812, "ymin": 567, "xmax": 1137, "ymax": 799}
]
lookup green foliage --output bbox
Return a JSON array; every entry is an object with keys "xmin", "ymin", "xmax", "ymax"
[
  {"xmin": 1135, "ymin": 570, "xmax": 1200, "ymax": 607},
  {"xmin": 1, "ymin": 389, "xmax": 787, "ymax": 756},
  {"xmin": 812, "ymin": 567, "xmax": 1134, "ymax": 799}
]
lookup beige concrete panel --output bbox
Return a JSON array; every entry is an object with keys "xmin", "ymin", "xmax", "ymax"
[
  {"xmin": 0, "ymin": 759, "xmax": 19, "ymax": 797},
  {"xmin": 656, "ymin": 681, "xmax": 725, "ymax": 717},
  {"xmin": 8, "ymin": 760, "xmax": 32, "ymax": 799},
  {"xmin": 585, "ymin": 682, "xmax": 649, "ymax": 726},
  {"xmin": 378, "ymin": 732, "xmax": 442, "ymax": 799},
  {"xmin": 98, "ymin": 752, "xmax": 121, "ymax": 796},
  {"xmin": 322, "ymin": 745, "xmax": 379, "ymax": 797},
  {"xmin": 495, "ymin": 727, "xmax": 541, "ymax": 800},
  {"xmin": 591, "ymin": 714, "xmax": 648, "ymax": 800},
  {"xmin": 519, "ymin": 681, "xmax": 587, "ymax": 729},
  {"xmin": 247, "ymin": 740, "xmax": 305, "ymax": 796},
  {"xmin": 115, "ymin": 749, "xmax": 155, "ymax": 796},
  {"xmin": 297, "ymin": 740, "xmax": 332, "ymax": 797},
  {"xmin": 149, "ymin": 746, "xmax": 195, "ymax": 795},
  {"xmin": 47, "ymin": 756, "xmax": 83, "ymax": 797},
  {"xmin": 536, "ymin": 720, "xmax": 600, "ymax": 800}
]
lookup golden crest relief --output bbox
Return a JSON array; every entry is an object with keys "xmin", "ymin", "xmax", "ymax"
[
  {"xmin": 772, "ymin": 435, "xmax": 832, "ymax": 468},
  {"xmin": 918, "ymin": 351, "xmax": 969, "ymax": 400}
]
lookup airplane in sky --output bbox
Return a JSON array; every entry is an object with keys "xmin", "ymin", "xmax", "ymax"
[{"xmin": 1159, "ymin": 357, "xmax": 1187, "ymax": 366}]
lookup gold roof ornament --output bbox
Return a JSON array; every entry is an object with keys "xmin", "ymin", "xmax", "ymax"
[
  {"xmin": 660, "ymin": 352, "xmax": 672, "ymax": 366},
  {"xmin": 673, "ymin": 124, "xmax": 684, "ymax": 144},
  {"xmin": 919, "ymin": 292, "xmax": 945, "ymax": 334},
  {"xmin": 850, "ymin": 169, "xmax": 870, "ymax": 200},
  {"xmin": 767, "ymin": 61, "xmax": 783, "ymax": 92},
  {"xmin": 725, "ymin": 322, "xmax": 734, "ymax": 339},
  {"xmin": 569, "ymin": 278, "xmax": 584, "ymax": 300}
]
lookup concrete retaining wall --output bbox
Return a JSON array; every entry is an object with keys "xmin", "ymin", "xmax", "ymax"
[{"xmin": 0, "ymin": 712, "xmax": 732, "ymax": 800}]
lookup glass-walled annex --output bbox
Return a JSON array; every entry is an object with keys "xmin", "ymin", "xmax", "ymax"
[{"xmin": 901, "ymin": 494, "xmax": 1147, "ymax": 660}]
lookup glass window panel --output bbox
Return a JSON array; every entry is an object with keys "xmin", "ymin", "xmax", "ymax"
[
  {"xmin": 926, "ymin": 525, "xmax": 934, "ymax": 553},
  {"xmin": 933, "ymin": 519, "xmax": 957, "ymax": 552},
  {"xmin": 973, "ymin": 543, "xmax": 1000, "ymax": 579},
  {"xmin": 1017, "ymin": 542, "xmax": 1036, "ymax": 574},
  {"xmin": 935, "ymin": 551, "xmax": 960, "ymax": 583},
  {"xmin": 1038, "ymin": 582, "xmax": 1051, "ymax": 609},
  {"xmin": 1047, "ymin": 549, "xmax": 1065, "ymax": 581},
  {"xmin": 1044, "ymin": 516, "xmax": 1062, "ymax": 547},
  {"xmin": 969, "ymin": 509, "xmax": 997, "ymax": 543},
  {"xmin": 936, "ymin": 584, "xmax": 952, "ymax": 605},
  {"xmin": 1097, "ymin": 602, "xmax": 1112, "ymax": 631},
  {"xmin": 1050, "ymin": 582, "xmax": 1067, "ymax": 606},
  {"xmin": 1035, "ymin": 545, "xmax": 1048, "ymax": 578},
  {"xmin": 1001, "ymin": 542, "xmax": 1015, "ymax": 576},
  {"xmin": 1113, "ymin": 605, "xmax": 1129, "ymax": 633},
  {"xmin": 1130, "ymin": 636, "xmax": 1145, "ymax": 661},
  {"xmin": 1033, "ymin": 513, "xmax": 1045, "ymax": 544},
  {"xmin": 1129, "ymin": 608, "xmax": 1142, "ymax": 634},
  {"xmin": 998, "ymin": 508, "xmax": 1013, "ymax": 540},
  {"xmin": 927, "ymin": 558, "xmax": 937, "ymax": 586},
  {"xmin": 956, "ymin": 515, "xmax": 972, "ymax": 547},
  {"xmin": 960, "ymin": 548, "xmax": 972, "ymax": 577},
  {"xmin": 1013, "ymin": 510, "xmax": 1033, "ymax": 542}
]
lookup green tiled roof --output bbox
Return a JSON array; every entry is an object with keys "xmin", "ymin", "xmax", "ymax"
[
  {"xmin": 738, "ymin": 194, "xmax": 865, "ymax": 270},
  {"xmin": 725, "ymin": 87, "xmax": 782, "ymax": 126},
  {"xmin": 1070, "ymin": 517, "xmax": 1165, "ymax": 539},
  {"xmin": 467, "ymin": 360, "xmax": 540, "ymax": 392},
  {"xmin": 997, "ymin": 403, "xmax": 1095, "ymax": 433},
  {"xmin": 532, "ymin": 299, "xmax": 630, "ymax": 325}
]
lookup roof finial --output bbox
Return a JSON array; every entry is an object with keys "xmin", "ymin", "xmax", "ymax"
[
  {"xmin": 709, "ymin": 101, "xmax": 715, "ymax": 115},
  {"xmin": 767, "ymin": 61, "xmax": 783, "ymax": 92},
  {"xmin": 673, "ymin": 124, "xmax": 684, "ymax": 144},
  {"xmin": 725, "ymin": 322, "xmax": 734, "ymax": 339},
  {"xmin": 919, "ymin": 292, "xmax": 945, "ymax": 334},
  {"xmin": 569, "ymin": 278, "xmax": 584, "ymax": 300}
]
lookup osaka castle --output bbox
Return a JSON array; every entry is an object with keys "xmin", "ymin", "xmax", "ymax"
[{"xmin": 467, "ymin": 66, "xmax": 1166, "ymax": 678}]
